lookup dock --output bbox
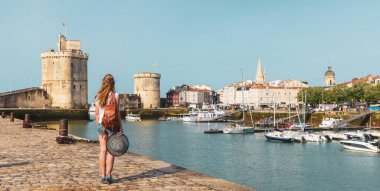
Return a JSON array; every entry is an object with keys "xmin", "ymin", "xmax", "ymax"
[{"xmin": 0, "ymin": 117, "xmax": 255, "ymax": 191}]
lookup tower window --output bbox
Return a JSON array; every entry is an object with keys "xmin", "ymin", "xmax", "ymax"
[{"xmin": 73, "ymin": 85, "xmax": 76, "ymax": 90}]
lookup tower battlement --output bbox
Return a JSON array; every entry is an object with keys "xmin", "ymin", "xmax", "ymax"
[
  {"xmin": 41, "ymin": 34, "xmax": 88, "ymax": 109},
  {"xmin": 133, "ymin": 72, "xmax": 161, "ymax": 79},
  {"xmin": 41, "ymin": 51, "xmax": 88, "ymax": 59}
]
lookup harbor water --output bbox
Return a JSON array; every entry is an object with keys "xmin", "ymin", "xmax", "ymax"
[{"xmin": 48, "ymin": 120, "xmax": 380, "ymax": 191}]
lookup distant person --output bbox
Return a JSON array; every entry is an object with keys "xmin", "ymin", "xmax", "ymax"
[{"xmin": 95, "ymin": 74, "xmax": 123, "ymax": 184}]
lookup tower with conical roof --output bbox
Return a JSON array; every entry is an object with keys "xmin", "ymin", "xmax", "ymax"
[
  {"xmin": 255, "ymin": 58, "xmax": 266, "ymax": 84},
  {"xmin": 324, "ymin": 66, "xmax": 335, "ymax": 86}
]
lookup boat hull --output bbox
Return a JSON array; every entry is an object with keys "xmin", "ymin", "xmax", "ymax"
[
  {"xmin": 223, "ymin": 127, "xmax": 254, "ymax": 134},
  {"xmin": 340, "ymin": 141, "xmax": 380, "ymax": 153},
  {"xmin": 264, "ymin": 134, "xmax": 294, "ymax": 143}
]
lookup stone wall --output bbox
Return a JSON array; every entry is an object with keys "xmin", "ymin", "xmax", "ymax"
[{"xmin": 0, "ymin": 88, "xmax": 51, "ymax": 108}]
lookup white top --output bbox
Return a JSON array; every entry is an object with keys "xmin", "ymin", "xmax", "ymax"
[{"xmin": 96, "ymin": 91, "xmax": 119, "ymax": 125}]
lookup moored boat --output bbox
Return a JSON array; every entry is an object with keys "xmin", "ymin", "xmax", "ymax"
[
  {"xmin": 126, "ymin": 113, "xmax": 141, "ymax": 122},
  {"xmin": 265, "ymin": 130, "xmax": 294, "ymax": 143},
  {"xmin": 88, "ymin": 103, "xmax": 96, "ymax": 121},
  {"xmin": 183, "ymin": 108, "xmax": 226, "ymax": 122},
  {"xmin": 319, "ymin": 118, "xmax": 343, "ymax": 128},
  {"xmin": 223, "ymin": 124, "xmax": 254, "ymax": 134},
  {"xmin": 340, "ymin": 140, "xmax": 380, "ymax": 153}
]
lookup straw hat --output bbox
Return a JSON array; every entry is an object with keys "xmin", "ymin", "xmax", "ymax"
[{"xmin": 107, "ymin": 134, "xmax": 129, "ymax": 157}]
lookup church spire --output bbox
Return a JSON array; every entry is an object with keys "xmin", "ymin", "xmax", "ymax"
[{"xmin": 255, "ymin": 58, "xmax": 266, "ymax": 84}]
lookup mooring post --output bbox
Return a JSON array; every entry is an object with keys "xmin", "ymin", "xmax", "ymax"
[
  {"xmin": 59, "ymin": 119, "xmax": 68, "ymax": 137},
  {"xmin": 1, "ymin": 112, "xmax": 5, "ymax": 118},
  {"xmin": 23, "ymin": 114, "xmax": 30, "ymax": 128},
  {"xmin": 10, "ymin": 112, "xmax": 14, "ymax": 122}
]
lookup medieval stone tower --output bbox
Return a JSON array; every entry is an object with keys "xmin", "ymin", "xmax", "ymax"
[
  {"xmin": 324, "ymin": 66, "xmax": 335, "ymax": 86},
  {"xmin": 134, "ymin": 72, "xmax": 161, "ymax": 109},
  {"xmin": 41, "ymin": 34, "xmax": 88, "ymax": 109}
]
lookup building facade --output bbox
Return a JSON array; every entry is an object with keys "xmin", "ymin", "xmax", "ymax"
[
  {"xmin": 41, "ymin": 34, "xmax": 89, "ymax": 109},
  {"xmin": 338, "ymin": 74, "xmax": 380, "ymax": 87},
  {"xmin": 119, "ymin": 93, "xmax": 140, "ymax": 109},
  {"xmin": 166, "ymin": 84, "xmax": 214, "ymax": 108},
  {"xmin": 218, "ymin": 59, "xmax": 308, "ymax": 108},
  {"xmin": 134, "ymin": 72, "xmax": 161, "ymax": 109}
]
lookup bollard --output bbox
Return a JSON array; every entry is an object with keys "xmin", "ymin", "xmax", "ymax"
[
  {"xmin": 59, "ymin": 119, "xmax": 68, "ymax": 137},
  {"xmin": 10, "ymin": 112, "xmax": 14, "ymax": 122},
  {"xmin": 1, "ymin": 112, "xmax": 5, "ymax": 118},
  {"xmin": 25, "ymin": 114, "xmax": 30, "ymax": 123},
  {"xmin": 23, "ymin": 114, "xmax": 31, "ymax": 128}
]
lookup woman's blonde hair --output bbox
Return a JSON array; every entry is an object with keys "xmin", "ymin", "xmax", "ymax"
[{"xmin": 95, "ymin": 74, "xmax": 115, "ymax": 107}]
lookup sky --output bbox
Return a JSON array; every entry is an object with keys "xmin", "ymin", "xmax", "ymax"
[{"xmin": 1, "ymin": 0, "xmax": 380, "ymax": 100}]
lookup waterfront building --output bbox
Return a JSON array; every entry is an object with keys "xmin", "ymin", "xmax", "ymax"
[
  {"xmin": 324, "ymin": 66, "xmax": 336, "ymax": 86},
  {"xmin": 218, "ymin": 59, "xmax": 308, "ymax": 108},
  {"xmin": 134, "ymin": 71, "xmax": 161, "ymax": 109},
  {"xmin": 166, "ymin": 88, "xmax": 181, "ymax": 107},
  {"xmin": 338, "ymin": 74, "xmax": 380, "ymax": 87},
  {"xmin": 166, "ymin": 84, "xmax": 214, "ymax": 108},
  {"xmin": 219, "ymin": 80, "xmax": 307, "ymax": 108},
  {"xmin": 119, "ymin": 93, "xmax": 140, "ymax": 109},
  {"xmin": 41, "ymin": 34, "xmax": 89, "ymax": 109}
]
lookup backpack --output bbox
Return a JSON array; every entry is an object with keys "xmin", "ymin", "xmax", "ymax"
[{"xmin": 101, "ymin": 93, "xmax": 120, "ymax": 131}]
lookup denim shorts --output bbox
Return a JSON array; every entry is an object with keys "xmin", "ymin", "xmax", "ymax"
[{"xmin": 97, "ymin": 125, "xmax": 119, "ymax": 136}]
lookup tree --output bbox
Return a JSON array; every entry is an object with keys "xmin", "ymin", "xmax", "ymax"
[
  {"xmin": 347, "ymin": 82, "xmax": 369, "ymax": 104},
  {"xmin": 364, "ymin": 83, "xmax": 380, "ymax": 104},
  {"xmin": 297, "ymin": 87, "xmax": 324, "ymax": 107}
]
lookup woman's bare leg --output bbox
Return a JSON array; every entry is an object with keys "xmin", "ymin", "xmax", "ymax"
[
  {"xmin": 106, "ymin": 152, "xmax": 115, "ymax": 178},
  {"xmin": 98, "ymin": 135, "xmax": 108, "ymax": 178}
]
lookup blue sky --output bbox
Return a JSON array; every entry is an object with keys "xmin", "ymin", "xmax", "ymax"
[{"xmin": 1, "ymin": 0, "xmax": 380, "ymax": 100}]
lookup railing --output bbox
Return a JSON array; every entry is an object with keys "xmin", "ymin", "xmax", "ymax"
[{"xmin": 333, "ymin": 110, "xmax": 376, "ymax": 127}]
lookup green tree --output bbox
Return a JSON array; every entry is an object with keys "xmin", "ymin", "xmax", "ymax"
[
  {"xmin": 347, "ymin": 82, "xmax": 369, "ymax": 104},
  {"xmin": 297, "ymin": 87, "xmax": 324, "ymax": 107},
  {"xmin": 364, "ymin": 83, "xmax": 380, "ymax": 104}
]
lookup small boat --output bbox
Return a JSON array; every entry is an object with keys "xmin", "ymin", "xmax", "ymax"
[
  {"xmin": 125, "ymin": 113, "xmax": 141, "ymax": 122},
  {"xmin": 362, "ymin": 128, "xmax": 380, "ymax": 139},
  {"xmin": 323, "ymin": 131, "xmax": 348, "ymax": 140},
  {"xmin": 183, "ymin": 107, "xmax": 226, "ymax": 122},
  {"xmin": 340, "ymin": 140, "xmax": 380, "ymax": 153},
  {"xmin": 344, "ymin": 131, "xmax": 365, "ymax": 140},
  {"xmin": 223, "ymin": 124, "xmax": 254, "ymax": 134},
  {"xmin": 204, "ymin": 129, "xmax": 224, "ymax": 134},
  {"xmin": 265, "ymin": 130, "xmax": 294, "ymax": 143},
  {"xmin": 88, "ymin": 103, "xmax": 96, "ymax": 121},
  {"xmin": 159, "ymin": 115, "xmax": 172, "ymax": 121},
  {"xmin": 319, "ymin": 118, "xmax": 343, "ymax": 128},
  {"xmin": 302, "ymin": 133, "xmax": 324, "ymax": 143}
]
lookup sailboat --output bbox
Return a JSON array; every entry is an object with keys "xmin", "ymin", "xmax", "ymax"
[
  {"xmin": 264, "ymin": 102, "xmax": 295, "ymax": 142},
  {"xmin": 223, "ymin": 70, "xmax": 254, "ymax": 134}
]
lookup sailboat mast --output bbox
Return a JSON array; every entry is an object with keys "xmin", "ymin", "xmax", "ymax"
[
  {"xmin": 303, "ymin": 90, "xmax": 307, "ymax": 128},
  {"xmin": 274, "ymin": 102, "xmax": 276, "ymax": 129},
  {"xmin": 241, "ymin": 69, "xmax": 245, "ymax": 126}
]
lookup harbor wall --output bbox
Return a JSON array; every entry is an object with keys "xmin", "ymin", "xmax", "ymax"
[
  {"xmin": 125, "ymin": 108, "xmax": 189, "ymax": 119},
  {"xmin": 0, "ymin": 108, "xmax": 89, "ymax": 121},
  {"xmin": 242, "ymin": 111, "xmax": 380, "ymax": 127}
]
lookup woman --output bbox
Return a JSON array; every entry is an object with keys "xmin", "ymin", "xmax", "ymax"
[{"xmin": 95, "ymin": 74, "xmax": 123, "ymax": 184}]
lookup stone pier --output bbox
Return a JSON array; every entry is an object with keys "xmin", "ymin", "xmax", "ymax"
[{"xmin": 0, "ymin": 118, "xmax": 254, "ymax": 191}]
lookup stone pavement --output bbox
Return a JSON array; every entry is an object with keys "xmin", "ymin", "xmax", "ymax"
[{"xmin": 0, "ymin": 118, "xmax": 255, "ymax": 191}]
